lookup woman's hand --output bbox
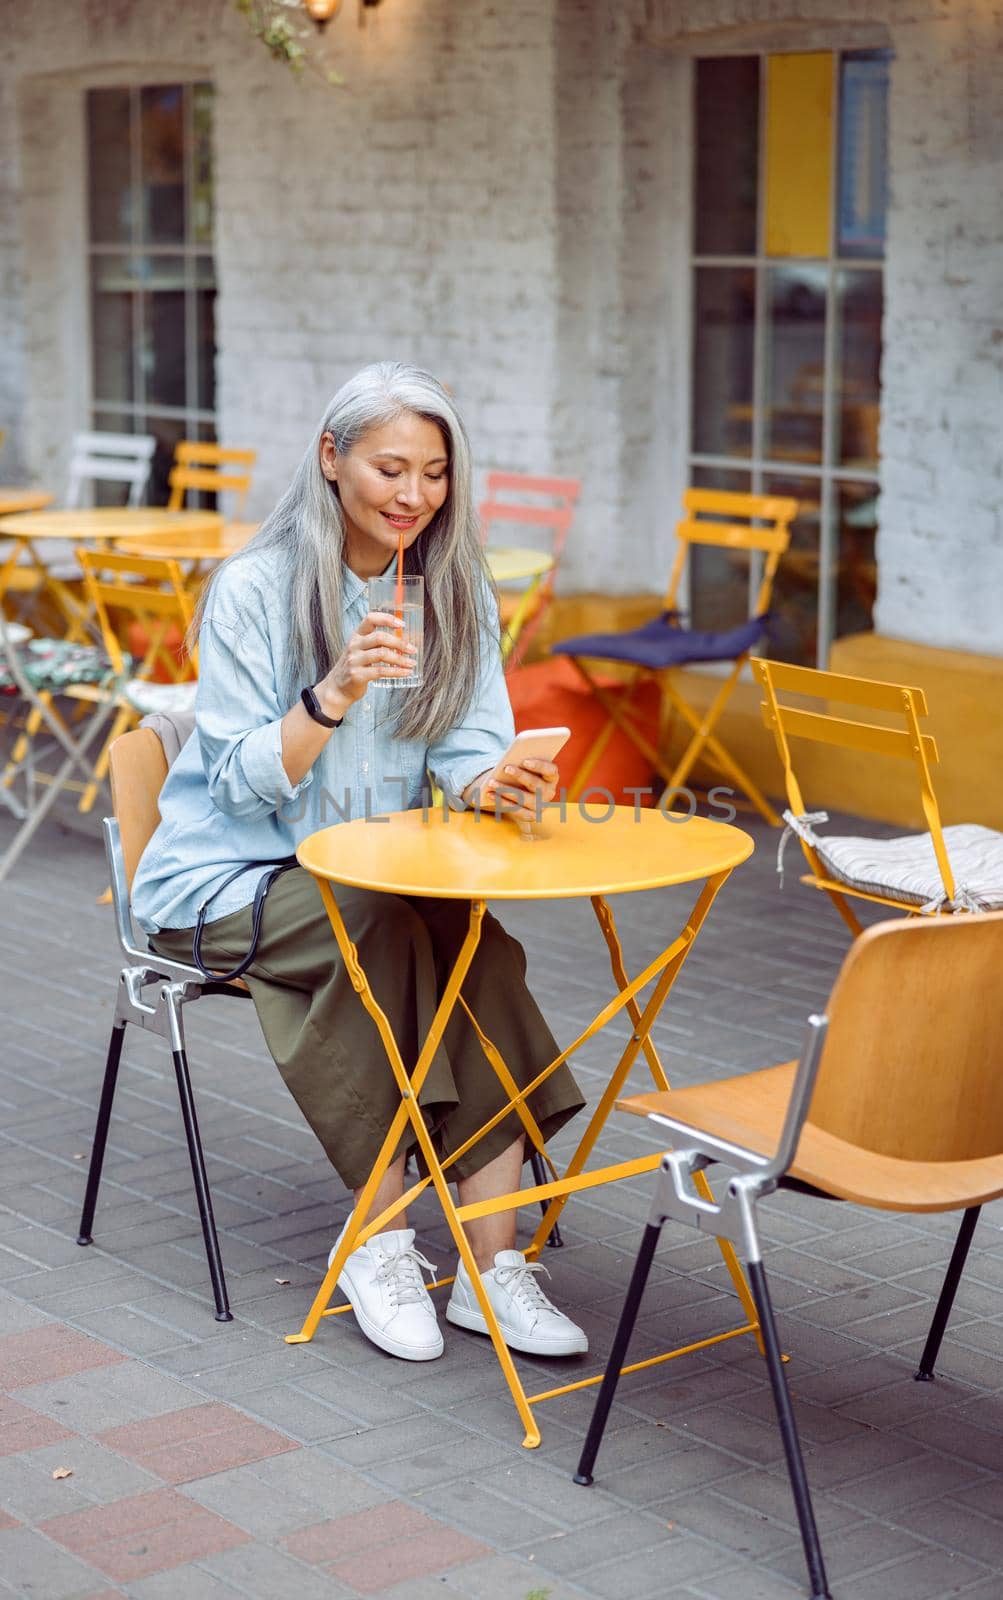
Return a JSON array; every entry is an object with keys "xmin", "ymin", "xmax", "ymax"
[
  {"xmin": 316, "ymin": 610, "xmax": 417, "ymax": 718},
  {"xmin": 462, "ymin": 758, "xmax": 560, "ymax": 824}
]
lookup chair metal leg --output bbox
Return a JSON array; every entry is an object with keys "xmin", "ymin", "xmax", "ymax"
[
  {"xmin": 574, "ymin": 1219, "xmax": 662, "ymax": 1485},
  {"xmin": 171, "ymin": 1045, "xmax": 233, "ymax": 1322},
  {"xmin": 530, "ymin": 1149, "xmax": 563, "ymax": 1248},
  {"xmin": 747, "ymin": 1259, "xmax": 831, "ymax": 1600},
  {"xmin": 77, "ymin": 1021, "xmax": 127, "ymax": 1246},
  {"xmin": 915, "ymin": 1206, "xmax": 980, "ymax": 1382}
]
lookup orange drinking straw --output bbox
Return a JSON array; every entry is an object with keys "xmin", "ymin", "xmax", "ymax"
[{"xmin": 394, "ymin": 530, "xmax": 404, "ymax": 621}]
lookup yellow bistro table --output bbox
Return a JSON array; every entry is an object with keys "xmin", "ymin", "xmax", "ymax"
[
  {"xmin": 0, "ymin": 490, "xmax": 56, "ymax": 603},
  {"xmin": 0, "ymin": 507, "xmax": 224, "ymax": 634},
  {"xmin": 117, "ymin": 519, "xmax": 259, "ymax": 585},
  {"xmin": 485, "ymin": 545, "xmax": 554, "ymax": 663},
  {"xmin": 0, "ymin": 488, "xmax": 55, "ymax": 516},
  {"xmin": 287, "ymin": 801, "xmax": 758, "ymax": 1447}
]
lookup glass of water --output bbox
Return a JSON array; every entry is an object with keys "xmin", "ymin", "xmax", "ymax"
[{"xmin": 367, "ymin": 574, "xmax": 424, "ymax": 687}]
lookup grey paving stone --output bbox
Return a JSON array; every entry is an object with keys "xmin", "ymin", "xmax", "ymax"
[
  {"xmin": 831, "ymin": 1449, "xmax": 990, "ymax": 1516},
  {"xmin": 181, "ymin": 1458, "xmax": 386, "ymax": 1538},
  {"xmin": 686, "ymin": 1563, "xmax": 809, "ymax": 1599},
  {"xmin": 199, "ymin": 1541, "xmax": 355, "ymax": 1597},
  {"xmin": 512, "ymin": 1507, "xmax": 683, "ymax": 1576},
  {"xmin": 125, "ymin": 1569, "xmax": 243, "ymax": 1598},
  {"xmin": 654, "ymin": 1488, "xmax": 801, "ymax": 1560},
  {"xmin": 60, "ymin": 1306, "xmax": 194, "ymax": 1358},
  {"xmin": 669, "ymin": 1463, "xmax": 860, "ymax": 1539},
  {"xmin": 368, "ymin": 1432, "xmax": 505, "ymax": 1493},
  {"xmin": 0, "ymin": 1437, "xmax": 163, "ymax": 1521},
  {"xmin": 17, "ymin": 1360, "xmax": 203, "ymax": 1433},
  {"xmin": 798, "ymin": 1546, "xmax": 989, "ymax": 1598},
  {"xmin": 4, "ymin": 811, "xmax": 1003, "ymax": 1593},
  {"xmin": 0, "ymin": 1525, "xmax": 108, "ymax": 1599},
  {"xmin": 227, "ymin": 1383, "xmax": 359, "ymax": 1444},
  {"xmin": 568, "ymin": 1531, "xmax": 733, "ymax": 1598},
  {"xmin": 0, "ymin": 1288, "xmax": 52, "ymax": 1334},
  {"xmin": 320, "ymin": 1411, "xmax": 478, "ymax": 1469},
  {"xmin": 441, "ymin": 1552, "xmax": 592, "ymax": 1600}
]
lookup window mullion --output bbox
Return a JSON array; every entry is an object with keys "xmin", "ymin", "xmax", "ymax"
[
  {"xmin": 748, "ymin": 52, "xmax": 769, "ymax": 610},
  {"xmin": 817, "ymin": 51, "xmax": 843, "ymax": 667}
]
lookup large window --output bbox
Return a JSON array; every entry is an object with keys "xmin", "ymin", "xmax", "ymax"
[
  {"xmin": 690, "ymin": 50, "xmax": 889, "ymax": 664},
  {"xmin": 87, "ymin": 83, "xmax": 216, "ymax": 504}
]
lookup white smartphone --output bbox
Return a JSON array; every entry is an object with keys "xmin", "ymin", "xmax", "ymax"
[{"xmin": 490, "ymin": 726, "xmax": 570, "ymax": 782}]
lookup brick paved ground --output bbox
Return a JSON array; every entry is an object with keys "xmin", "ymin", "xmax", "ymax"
[{"xmin": 1, "ymin": 798, "xmax": 1001, "ymax": 1600}]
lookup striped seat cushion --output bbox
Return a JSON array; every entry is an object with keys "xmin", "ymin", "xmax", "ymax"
[
  {"xmin": 124, "ymin": 679, "xmax": 198, "ymax": 717},
  {"xmin": 809, "ymin": 822, "xmax": 1003, "ymax": 912}
]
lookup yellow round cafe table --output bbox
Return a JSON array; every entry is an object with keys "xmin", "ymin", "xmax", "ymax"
[
  {"xmin": 0, "ymin": 488, "xmax": 55, "ymax": 516},
  {"xmin": 288, "ymin": 802, "xmax": 759, "ymax": 1448},
  {"xmin": 117, "ymin": 518, "xmax": 259, "ymax": 577},
  {"xmin": 0, "ymin": 507, "xmax": 224, "ymax": 632}
]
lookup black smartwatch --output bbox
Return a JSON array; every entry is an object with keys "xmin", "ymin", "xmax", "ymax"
[{"xmin": 300, "ymin": 685, "xmax": 343, "ymax": 729}]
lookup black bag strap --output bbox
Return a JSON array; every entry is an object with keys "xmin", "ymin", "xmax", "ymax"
[{"xmin": 191, "ymin": 857, "xmax": 298, "ymax": 985}]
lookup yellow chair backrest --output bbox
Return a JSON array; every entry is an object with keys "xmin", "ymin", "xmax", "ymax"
[
  {"xmin": 666, "ymin": 489, "xmax": 798, "ymax": 620},
  {"xmin": 810, "ymin": 908, "xmax": 1003, "ymax": 1165},
  {"xmin": 166, "ymin": 441, "xmax": 256, "ymax": 517},
  {"xmin": 77, "ymin": 548, "xmax": 196, "ymax": 684},
  {"xmin": 753, "ymin": 658, "xmax": 954, "ymax": 903}
]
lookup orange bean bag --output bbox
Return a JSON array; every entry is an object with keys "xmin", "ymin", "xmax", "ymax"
[{"xmin": 506, "ymin": 657, "xmax": 660, "ymax": 805}]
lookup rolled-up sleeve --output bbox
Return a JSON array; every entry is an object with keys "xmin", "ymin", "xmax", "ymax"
[
  {"xmin": 428, "ymin": 603, "xmax": 514, "ymax": 808},
  {"xmin": 196, "ymin": 607, "xmax": 313, "ymax": 821}
]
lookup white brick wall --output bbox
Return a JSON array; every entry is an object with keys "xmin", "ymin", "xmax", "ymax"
[{"xmin": 1, "ymin": 0, "xmax": 1000, "ymax": 651}]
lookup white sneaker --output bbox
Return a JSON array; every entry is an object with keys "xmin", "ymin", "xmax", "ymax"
[
  {"xmin": 329, "ymin": 1224, "xmax": 444, "ymax": 1362},
  {"xmin": 446, "ymin": 1248, "xmax": 588, "ymax": 1356}
]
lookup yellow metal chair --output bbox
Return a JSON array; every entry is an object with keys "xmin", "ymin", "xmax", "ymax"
[
  {"xmin": 73, "ymin": 548, "xmax": 197, "ymax": 813},
  {"xmin": 552, "ymin": 489, "xmax": 798, "ymax": 824},
  {"xmin": 754, "ymin": 659, "xmax": 1003, "ymax": 935},
  {"xmin": 576, "ymin": 908, "xmax": 1003, "ymax": 1600},
  {"xmin": 167, "ymin": 441, "xmax": 256, "ymax": 523}
]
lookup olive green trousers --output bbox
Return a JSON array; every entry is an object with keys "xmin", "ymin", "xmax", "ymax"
[{"xmin": 152, "ymin": 867, "xmax": 584, "ymax": 1191}]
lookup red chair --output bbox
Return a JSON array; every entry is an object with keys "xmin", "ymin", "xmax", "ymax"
[{"xmin": 479, "ymin": 473, "xmax": 580, "ymax": 668}]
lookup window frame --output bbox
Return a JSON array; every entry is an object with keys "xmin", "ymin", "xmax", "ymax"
[
  {"xmin": 86, "ymin": 81, "xmax": 216, "ymax": 464},
  {"xmin": 688, "ymin": 48, "xmax": 889, "ymax": 666}
]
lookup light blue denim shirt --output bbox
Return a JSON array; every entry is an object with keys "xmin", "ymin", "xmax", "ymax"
[{"xmin": 131, "ymin": 548, "xmax": 514, "ymax": 933}]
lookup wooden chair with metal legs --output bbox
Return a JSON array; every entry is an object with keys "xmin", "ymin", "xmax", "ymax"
[
  {"xmin": 754, "ymin": 659, "xmax": 1003, "ymax": 934},
  {"xmin": 78, "ymin": 724, "xmax": 561, "ymax": 1313},
  {"xmin": 552, "ymin": 489, "xmax": 798, "ymax": 824},
  {"xmin": 76, "ymin": 724, "xmax": 246, "ymax": 1321},
  {"xmin": 574, "ymin": 909, "xmax": 1003, "ymax": 1600}
]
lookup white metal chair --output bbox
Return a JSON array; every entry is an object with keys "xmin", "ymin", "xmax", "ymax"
[
  {"xmin": 28, "ymin": 431, "xmax": 159, "ymax": 586},
  {"xmin": 66, "ymin": 431, "xmax": 157, "ymax": 509}
]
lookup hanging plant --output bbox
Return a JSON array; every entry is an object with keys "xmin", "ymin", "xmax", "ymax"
[{"xmin": 234, "ymin": 0, "xmax": 344, "ymax": 86}]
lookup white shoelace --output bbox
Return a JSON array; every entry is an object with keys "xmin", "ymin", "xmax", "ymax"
[
  {"xmin": 373, "ymin": 1242, "xmax": 437, "ymax": 1307},
  {"xmin": 493, "ymin": 1258, "xmax": 555, "ymax": 1312}
]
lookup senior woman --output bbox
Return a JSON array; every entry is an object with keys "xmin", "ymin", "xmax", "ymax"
[{"xmin": 132, "ymin": 362, "xmax": 586, "ymax": 1363}]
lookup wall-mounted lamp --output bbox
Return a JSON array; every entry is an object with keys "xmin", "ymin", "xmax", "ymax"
[
  {"xmin": 302, "ymin": 0, "xmax": 382, "ymax": 24},
  {"xmin": 302, "ymin": 0, "xmax": 342, "ymax": 25}
]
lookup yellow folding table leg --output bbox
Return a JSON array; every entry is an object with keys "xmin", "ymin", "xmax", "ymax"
[
  {"xmin": 529, "ymin": 879, "xmax": 764, "ymax": 1352},
  {"xmin": 286, "ymin": 889, "xmax": 545, "ymax": 1446}
]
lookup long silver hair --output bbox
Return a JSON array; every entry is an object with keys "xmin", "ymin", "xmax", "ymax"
[{"xmin": 193, "ymin": 362, "xmax": 495, "ymax": 742}]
